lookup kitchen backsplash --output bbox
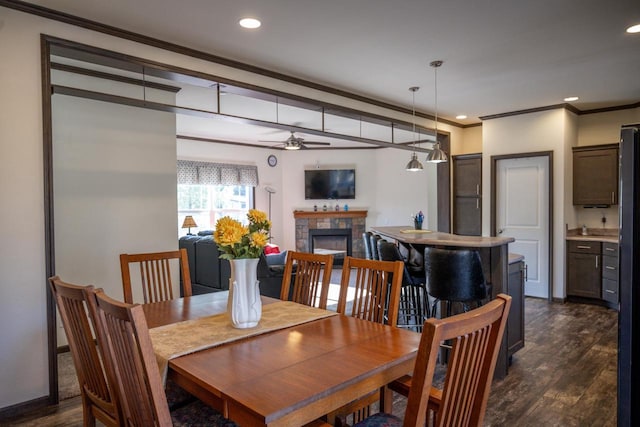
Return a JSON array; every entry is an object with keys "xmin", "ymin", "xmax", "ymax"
[{"xmin": 575, "ymin": 205, "xmax": 619, "ymax": 229}]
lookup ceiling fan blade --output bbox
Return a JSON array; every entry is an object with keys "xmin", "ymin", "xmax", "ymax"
[{"xmin": 301, "ymin": 141, "xmax": 331, "ymax": 146}]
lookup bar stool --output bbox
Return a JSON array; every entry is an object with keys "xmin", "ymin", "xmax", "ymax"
[
  {"xmin": 424, "ymin": 246, "xmax": 489, "ymax": 318},
  {"xmin": 378, "ymin": 240, "xmax": 429, "ymax": 331},
  {"xmin": 369, "ymin": 234, "xmax": 382, "ymax": 260},
  {"xmin": 362, "ymin": 231, "xmax": 373, "ymax": 260}
]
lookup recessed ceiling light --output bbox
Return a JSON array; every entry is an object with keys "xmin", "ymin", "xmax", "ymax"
[
  {"xmin": 626, "ymin": 24, "xmax": 640, "ymax": 33},
  {"xmin": 239, "ymin": 18, "xmax": 261, "ymax": 29},
  {"xmin": 456, "ymin": 115, "xmax": 467, "ymax": 120},
  {"xmin": 564, "ymin": 96, "xmax": 579, "ymax": 102}
]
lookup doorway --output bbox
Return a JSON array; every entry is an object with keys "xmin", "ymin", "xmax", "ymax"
[{"xmin": 492, "ymin": 152, "xmax": 552, "ymax": 299}]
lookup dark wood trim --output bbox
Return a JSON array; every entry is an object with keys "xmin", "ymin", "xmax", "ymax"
[
  {"xmin": 293, "ymin": 210, "xmax": 368, "ymax": 219},
  {"xmin": 176, "ymin": 135, "xmax": 375, "ymax": 151},
  {"xmin": 491, "ymin": 151, "xmax": 553, "ymax": 302},
  {"xmin": 1, "ymin": 0, "xmax": 464, "ymax": 128},
  {"xmin": 452, "ymin": 153, "xmax": 482, "ymax": 161},
  {"xmin": 461, "ymin": 122, "xmax": 483, "ymax": 129},
  {"xmin": 572, "ymin": 143, "xmax": 620, "ymax": 152},
  {"xmin": 52, "ymin": 83, "xmax": 435, "ymax": 152},
  {"xmin": 40, "ymin": 34, "xmax": 58, "ymax": 406},
  {"xmin": 43, "ymin": 36, "xmax": 451, "ymax": 151},
  {"xmin": 51, "ymin": 62, "xmax": 181, "ymax": 92},
  {"xmin": 0, "ymin": 395, "xmax": 51, "ymax": 420},
  {"xmin": 480, "ymin": 104, "xmax": 571, "ymax": 121},
  {"xmin": 580, "ymin": 101, "xmax": 640, "ymax": 115},
  {"xmin": 56, "ymin": 345, "xmax": 70, "ymax": 354},
  {"xmin": 437, "ymin": 134, "xmax": 451, "ymax": 232}
]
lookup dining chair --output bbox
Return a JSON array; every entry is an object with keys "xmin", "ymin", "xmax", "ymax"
[
  {"xmin": 48, "ymin": 276, "xmax": 121, "ymax": 427},
  {"xmin": 120, "ymin": 248, "xmax": 192, "ymax": 304},
  {"xmin": 84, "ymin": 287, "xmax": 239, "ymax": 427},
  {"xmin": 377, "ymin": 240, "xmax": 429, "ymax": 332},
  {"xmin": 354, "ymin": 294, "xmax": 512, "ymax": 427},
  {"xmin": 280, "ymin": 250, "xmax": 334, "ymax": 309},
  {"xmin": 331, "ymin": 256, "xmax": 404, "ymax": 425}
]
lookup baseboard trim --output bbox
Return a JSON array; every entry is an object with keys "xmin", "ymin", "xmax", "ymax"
[
  {"xmin": 57, "ymin": 344, "xmax": 70, "ymax": 354},
  {"xmin": 0, "ymin": 395, "xmax": 51, "ymax": 421},
  {"xmin": 552, "ymin": 296, "xmax": 566, "ymax": 304}
]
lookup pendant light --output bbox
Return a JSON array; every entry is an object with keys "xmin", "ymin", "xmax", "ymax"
[
  {"xmin": 405, "ymin": 86, "xmax": 424, "ymax": 171},
  {"xmin": 426, "ymin": 60, "xmax": 448, "ymax": 163}
]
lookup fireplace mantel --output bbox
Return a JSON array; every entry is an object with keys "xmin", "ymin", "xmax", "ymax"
[{"xmin": 293, "ymin": 210, "xmax": 367, "ymax": 220}]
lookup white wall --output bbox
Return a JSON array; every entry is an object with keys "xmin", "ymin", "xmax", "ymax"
[
  {"xmin": 53, "ymin": 96, "xmax": 177, "ymax": 347},
  {"xmin": 482, "ymin": 109, "xmax": 572, "ymax": 300}
]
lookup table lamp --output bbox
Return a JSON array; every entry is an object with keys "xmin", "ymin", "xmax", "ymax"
[{"xmin": 182, "ymin": 215, "xmax": 197, "ymax": 235}]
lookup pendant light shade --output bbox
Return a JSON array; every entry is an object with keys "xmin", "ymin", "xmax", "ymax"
[
  {"xmin": 427, "ymin": 60, "xmax": 448, "ymax": 163},
  {"xmin": 405, "ymin": 86, "xmax": 424, "ymax": 171},
  {"xmin": 406, "ymin": 152, "xmax": 423, "ymax": 171}
]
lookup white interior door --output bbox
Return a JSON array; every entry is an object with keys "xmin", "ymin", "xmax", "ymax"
[{"xmin": 496, "ymin": 156, "xmax": 550, "ymax": 298}]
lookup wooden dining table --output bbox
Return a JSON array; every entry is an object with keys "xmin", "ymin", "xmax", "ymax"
[{"xmin": 143, "ymin": 292, "xmax": 421, "ymax": 427}]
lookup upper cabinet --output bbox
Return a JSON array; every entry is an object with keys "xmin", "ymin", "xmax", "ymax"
[{"xmin": 573, "ymin": 144, "xmax": 619, "ymax": 206}]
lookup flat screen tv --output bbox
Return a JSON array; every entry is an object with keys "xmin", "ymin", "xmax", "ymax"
[{"xmin": 305, "ymin": 169, "xmax": 356, "ymax": 200}]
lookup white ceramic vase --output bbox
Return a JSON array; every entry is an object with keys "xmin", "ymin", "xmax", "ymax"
[{"xmin": 228, "ymin": 258, "xmax": 262, "ymax": 328}]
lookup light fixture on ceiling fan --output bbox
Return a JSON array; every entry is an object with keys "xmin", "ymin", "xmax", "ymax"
[
  {"xmin": 426, "ymin": 60, "xmax": 448, "ymax": 163},
  {"xmin": 405, "ymin": 86, "xmax": 423, "ymax": 171}
]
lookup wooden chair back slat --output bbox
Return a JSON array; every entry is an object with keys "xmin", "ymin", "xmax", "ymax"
[
  {"xmin": 120, "ymin": 249, "xmax": 191, "ymax": 304},
  {"xmin": 403, "ymin": 294, "xmax": 511, "ymax": 427},
  {"xmin": 48, "ymin": 276, "xmax": 120, "ymax": 426},
  {"xmin": 86, "ymin": 288, "xmax": 174, "ymax": 427},
  {"xmin": 280, "ymin": 251, "xmax": 334, "ymax": 309}
]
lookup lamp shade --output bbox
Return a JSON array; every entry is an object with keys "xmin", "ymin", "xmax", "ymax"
[
  {"xmin": 406, "ymin": 152, "xmax": 424, "ymax": 171},
  {"xmin": 182, "ymin": 215, "xmax": 197, "ymax": 229},
  {"xmin": 426, "ymin": 142, "xmax": 448, "ymax": 163}
]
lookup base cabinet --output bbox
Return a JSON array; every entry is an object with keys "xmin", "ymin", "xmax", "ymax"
[
  {"xmin": 507, "ymin": 260, "xmax": 525, "ymax": 359},
  {"xmin": 567, "ymin": 241, "xmax": 602, "ymax": 299}
]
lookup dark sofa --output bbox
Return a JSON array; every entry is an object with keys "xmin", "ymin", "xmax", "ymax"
[{"xmin": 178, "ymin": 232, "xmax": 290, "ymax": 298}]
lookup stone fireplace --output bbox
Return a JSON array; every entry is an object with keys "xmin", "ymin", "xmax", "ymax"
[{"xmin": 294, "ymin": 210, "xmax": 367, "ymax": 261}]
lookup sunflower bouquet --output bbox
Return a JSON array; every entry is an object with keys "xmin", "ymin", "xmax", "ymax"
[{"xmin": 214, "ymin": 209, "xmax": 271, "ymax": 260}]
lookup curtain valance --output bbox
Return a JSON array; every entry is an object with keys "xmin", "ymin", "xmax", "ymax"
[{"xmin": 177, "ymin": 160, "xmax": 259, "ymax": 186}]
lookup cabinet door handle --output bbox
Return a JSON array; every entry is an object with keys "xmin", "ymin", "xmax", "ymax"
[
  {"xmin": 612, "ymin": 191, "xmax": 615, "ymax": 204},
  {"xmin": 476, "ymin": 184, "xmax": 480, "ymax": 195},
  {"xmin": 476, "ymin": 199, "xmax": 479, "ymax": 209},
  {"xmin": 606, "ymin": 266, "xmax": 616, "ymax": 270},
  {"xmin": 605, "ymin": 247, "xmax": 616, "ymax": 252},
  {"xmin": 577, "ymin": 245, "xmax": 591, "ymax": 249},
  {"xmin": 596, "ymin": 255, "xmax": 599, "ymax": 269},
  {"xmin": 605, "ymin": 289, "xmax": 616, "ymax": 294}
]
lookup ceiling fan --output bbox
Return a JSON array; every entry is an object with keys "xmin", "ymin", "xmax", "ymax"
[{"xmin": 261, "ymin": 131, "xmax": 331, "ymax": 150}]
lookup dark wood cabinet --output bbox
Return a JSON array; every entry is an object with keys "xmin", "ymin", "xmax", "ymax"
[
  {"xmin": 453, "ymin": 154, "xmax": 482, "ymax": 236},
  {"xmin": 507, "ymin": 259, "xmax": 525, "ymax": 359},
  {"xmin": 573, "ymin": 144, "xmax": 619, "ymax": 206},
  {"xmin": 567, "ymin": 240, "xmax": 602, "ymax": 299}
]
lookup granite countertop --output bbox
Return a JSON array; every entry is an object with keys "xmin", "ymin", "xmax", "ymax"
[
  {"xmin": 566, "ymin": 228, "xmax": 619, "ymax": 244},
  {"xmin": 370, "ymin": 226, "xmax": 514, "ymax": 248}
]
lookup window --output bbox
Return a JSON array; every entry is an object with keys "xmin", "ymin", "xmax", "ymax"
[
  {"xmin": 177, "ymin": 160, "xmax": 259, "ymax": 236},
  {"xmin": 178, "ymin": 184, "xmax": 254, "ymax": 235}
]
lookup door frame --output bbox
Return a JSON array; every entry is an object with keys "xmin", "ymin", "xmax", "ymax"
[{"xmin": 491, "ymin": 151, "xmax": 553, "ymax": 301}]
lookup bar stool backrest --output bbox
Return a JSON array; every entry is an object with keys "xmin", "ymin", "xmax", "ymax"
[{"xmin": 424, "ymin": 247, "xmax": 487, "ymax": 302}]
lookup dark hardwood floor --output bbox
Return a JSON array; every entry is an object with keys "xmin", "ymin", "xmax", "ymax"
[{"xmin": 2, "ymin": 297, "xmax": 618, "ymax": 426}]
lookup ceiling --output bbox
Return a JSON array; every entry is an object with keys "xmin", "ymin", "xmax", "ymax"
[{"xmin": 22, "ymin": 0, "xmax": 640, "ymax": 149}]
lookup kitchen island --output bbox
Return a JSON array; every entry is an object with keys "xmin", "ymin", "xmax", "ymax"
[{"xmin": 370, "ymin": 226, "xmax": 516, "ymax": 377}]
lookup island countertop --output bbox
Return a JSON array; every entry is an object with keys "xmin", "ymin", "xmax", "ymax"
[{"xmin": 370, "ymin": 226, "xmax": 515, "ymax": 248}]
